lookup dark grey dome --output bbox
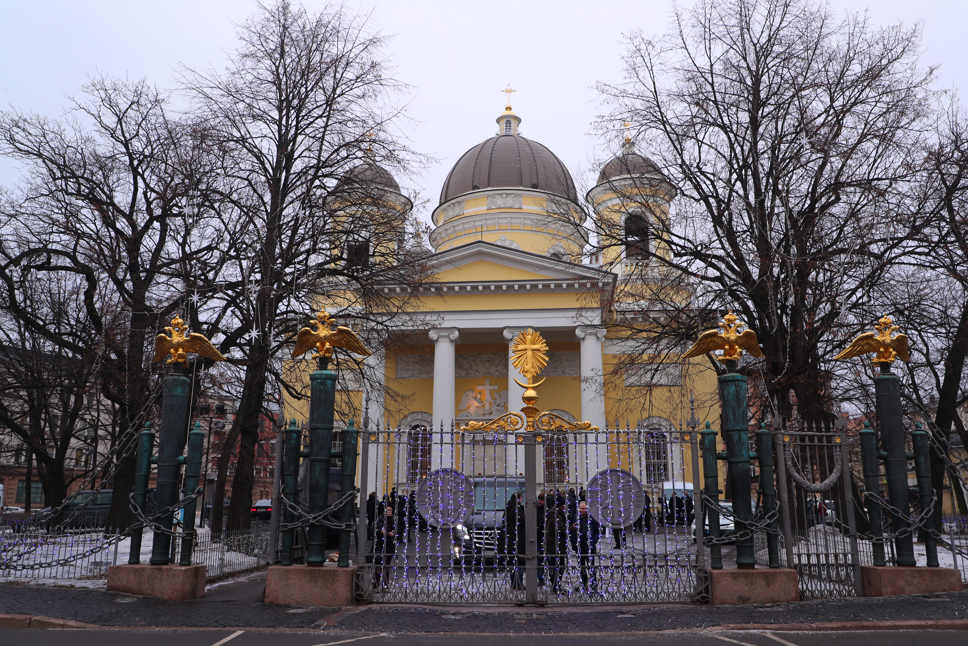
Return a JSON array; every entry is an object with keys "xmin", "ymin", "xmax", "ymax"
[
  {"xmin": 339, "ymin": 162, "xmax": 400, "ymax": 193},
  {"xmin": 598, "ymin": 152, "xmax": 661, "ymax": 184},
  {"xmin": 440, "ymin": 135, "xmax": 578, "ymax": 205}
]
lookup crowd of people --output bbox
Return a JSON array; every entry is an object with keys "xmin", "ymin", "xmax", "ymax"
[
  {"xmin": 502, "ymin": 487, "xmax": 695, "ymax": 594},
  {"xmin": 366, "ymin": 485, "xmax": 696, "ymax": 592}
]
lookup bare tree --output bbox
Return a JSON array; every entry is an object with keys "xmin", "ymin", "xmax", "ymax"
[
  {"xmin": 181, "ymin": 1, "xmax": 431, "ymax": 532},
  {"xmin": 596, "ymin": 0, "xmax": 937, "ymax": 421},
  {"xmin": 0, "ymin": 77, "xmax": 226, "ymax": 529},
  {"xmin": 0, "ymin": 273, "xmax": 98, "ymax": 511}
]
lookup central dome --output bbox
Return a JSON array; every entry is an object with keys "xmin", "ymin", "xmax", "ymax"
[{"xmin": 440, "ymin": 134, "xmax": 578, "ymax": 205}]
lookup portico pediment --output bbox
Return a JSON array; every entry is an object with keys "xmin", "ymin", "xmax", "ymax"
[{"xmin": 430, "ymin": 241, "xmax": 614, "ymax": 285}]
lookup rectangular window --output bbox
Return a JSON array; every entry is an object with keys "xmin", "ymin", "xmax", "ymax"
[{"xmin": 15, "ymin": 480, "xmax": 45, "ymax": 506}]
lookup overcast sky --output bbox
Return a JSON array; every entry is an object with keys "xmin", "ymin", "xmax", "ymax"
[{"xmin": 1, "ymin": 0, "xmax": 964, "ymax": 226}]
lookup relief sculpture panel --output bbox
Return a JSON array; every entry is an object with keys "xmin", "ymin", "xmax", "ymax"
[{"xmin": 396, "ymin": 351, "xmax": 579, "ymax": 379}]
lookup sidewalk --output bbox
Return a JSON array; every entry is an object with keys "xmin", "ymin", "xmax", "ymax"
[{"xmin": 0, "ymin": 574, "xmax": 966, "ymax": 633}]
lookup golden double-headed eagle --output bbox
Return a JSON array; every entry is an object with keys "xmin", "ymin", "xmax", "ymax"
[
  {"xmin": 291, "ymin": 311, "xmax": 371, "ymax": 360},
  {"xmin": 834, "ymin": 315, "xmax": 909, "ymax": 365},
  {"xmin": 682, "ymin": 311, "xmax": 763, "ymax": 363},
  {"xmin": 153, "ymin": 316, "xmax": 226, "ymax": 366}
]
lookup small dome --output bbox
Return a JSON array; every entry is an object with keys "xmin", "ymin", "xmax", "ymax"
[
  {"xmin": 339, "ymin": 162, "xmax": 401, "ymax": 193},
  {"xmin": 440, "ymin": 135, "xmax": 578, "ymax": 205},
  {"xmin": 597, "ymin": 151, "xmax": 661, "ymax": 184}
]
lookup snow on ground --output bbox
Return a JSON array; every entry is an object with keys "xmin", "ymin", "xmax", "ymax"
[{"xmin": 0, "ymin": 525, "xmax": 265, "ymax": 587}]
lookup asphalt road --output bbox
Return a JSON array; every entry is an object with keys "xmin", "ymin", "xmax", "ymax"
[{"xmin": 0, "ymin": 629, "xmax": 964, "ymax": 646}]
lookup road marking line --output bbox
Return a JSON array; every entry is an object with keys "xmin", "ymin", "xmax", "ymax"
[
  {"xmin": 312, "ymin": 634, "xmax": 388, "ymax": 646},
  {"xmin": 761, "ymin": 632, "xmax": 801, "ymax": 646},
  {"xmin": 704, "ymin": 632, "xmax": 760, "ymax": 646},
  {"xmin": 211, "ymin": 631, "xmax": 244, "ymax": 646}
]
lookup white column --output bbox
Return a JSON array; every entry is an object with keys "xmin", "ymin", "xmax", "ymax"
[
  {"xmin": 576, "ymin": 326, "xmax": 608, "ymax": 473},
  {"xmin": 363, "ymin": 335, "xmax": 385, "ymax": 497},
  {"xmin": 503, "ymin": 327, "xmax": 527, "ymax": 476},
  {"xmin": 429, "ymin": 328, "xmax": 459, "ymax": 468}
]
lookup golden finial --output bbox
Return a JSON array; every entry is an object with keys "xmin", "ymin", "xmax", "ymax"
[
  {"xmin": 834, "ymin": 314, "xmax": 909, "ymax": 366},
  {"xmin": 511, "ymin": 328, "xmax": 548, "ymax": 386},
  {"xmin": 682, "ymin": 311, "xmax": 764, "ymax": 363},
  {"xmin": 460, "ymin": 327, "xmax": 597, "ymax": 433},
  {"xmin": 502, "ymin": 84, "xmax": 516, "ymax": 112},
  {"xmin": 623, "ymin": 120, "xmax": 632, "ymax": 143},
  {"xmin": 152, "ymin": 315, "xmax": 226, "ymax": 367},
  {"xmin": 291, "ymin": 310, "xmax": 372, "ymax": 361}
]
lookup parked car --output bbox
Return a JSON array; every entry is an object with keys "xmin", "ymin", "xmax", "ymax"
[
  {"xmin": 694, "ymin": 500, "xmax": 736, "ymax": 543},
  {"xmin": 452, "ymin": 477, "xmax": 524, "ymax": 568},
  {"xmin": 35, "ymin": 490, "xmax": 113, "ymax": 530},
  {"xmin": 251, "ymin": 499, "xmax": 273, "ymax": 520},
  {"xmin": 0, "ymin": 506, "xmax": 25, "ymax": 515}
]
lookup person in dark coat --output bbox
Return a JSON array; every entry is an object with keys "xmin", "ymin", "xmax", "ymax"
[
  {"xmin": 397, "ymin": 491, "xmax": 408, "ymax": 543},
  {"xmin": 407, "ymin": 491, "xmax": 418, "ymax": 540},
  {"xmin": 613, "ymin": 524, "xmax": 628, "ymax": 549},
  {"xmin": 544, "ymin": 500, "xmax": 569, "ymax": 594},
  {"xmin": 366, "ymin": 492, "xmax": 377, "ymax": 540},
  {"xmin": 373, "ymin": 504, "xmax": 396, "ymax": 587},
  {"xmin": 505, "ymin": 493, "xmax": 524, "ymax": 589},
  {"xmin": 642, "ymin": 492, "xmax": 653, "ymax": 533},
  {"xmin": 567, "ymin": 488, "xmax": 578, "ymax": 525},
  {"xmin": 571, "ymin": 500, "xmax": 599, "ymax": 592},
  {"xmin": 536, "ymin": 493, "xmax": 546, "ymax": 586}
]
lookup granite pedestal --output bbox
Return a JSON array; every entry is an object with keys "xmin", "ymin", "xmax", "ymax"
[
  {"xmin": 264, "ymin": 564, "xmax": 356, "ymax": 607},
  {"xmin": 106, "ymin": 564, "xmax": 206, "ymax": 601},
  {"xmin": 861, "ymin": 566, "xmax": 964, "ymax": 597},
  {"xmin": 708, "ymin": 567, "xmax": 801, "ymax": 605}
]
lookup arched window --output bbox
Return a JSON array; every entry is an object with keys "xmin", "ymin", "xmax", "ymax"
[
  {"xmin": 624, "ymin": 212, "xmax": 650, "ymax": 260},
  {"xmin": 639, "ymin": 431, "xmax": 668, "ymax": 484},
  {"xmin": 504, "ymin": 119, "xmax": 512, "ymax": 135},
  {"xmin": 544, "ymin": 434, "xmax": 570, "ymax": 486},
  {"xmin": 408, "ymin": 425, "xmax": 432, "ymax": 482}
]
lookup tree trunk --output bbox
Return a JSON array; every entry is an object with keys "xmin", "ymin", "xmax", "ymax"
[
  {"xmin": 210, "ymin": 420, "xmax": 241, "ymax": 538},
  {"xmin": 225, "ymin": 349, "xmax": 270, "ymax": 532},
  {"xmin": 932, "ymin": 299, "xmax": 968, "ymax": 520}
]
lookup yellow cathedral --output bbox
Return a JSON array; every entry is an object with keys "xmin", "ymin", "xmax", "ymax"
[{"xmin": 286, "ymin": 98, "xmax": 720, "ymax": 498}]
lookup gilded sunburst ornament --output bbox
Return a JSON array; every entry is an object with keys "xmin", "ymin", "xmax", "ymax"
[{"xmin": 511, "ymin": 328, "xmax": 549, "ymax": 382}]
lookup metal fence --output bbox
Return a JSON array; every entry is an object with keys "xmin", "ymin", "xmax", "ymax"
[
  {"xmin": 941, "ymin": 515, "xmax": 968, "ymax": 584},
  {"xmin": 355, "ymin": 425, "xmax": 703, "ymax": 604},
  {"xmin": 0, "ymin": 521, "xmax": 267, "ymax": 583},
  {"xmin": 0, "ymin": 524, "xmax": 122, "ymax": 582},
  {"xmin": 770, "ymin": 429, "xmax": 863, "ymax": 599}
]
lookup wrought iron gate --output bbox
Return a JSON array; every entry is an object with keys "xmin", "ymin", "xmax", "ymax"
[
  {"xmin": 771, "ymin": 427, "xmax": 863, "ymax": 599},
  {"xmin": 355, "ymin": 425, "xmax": 703, "ymax": 604}
]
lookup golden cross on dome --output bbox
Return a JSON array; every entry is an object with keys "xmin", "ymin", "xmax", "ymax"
[{"xmin": 502, "ymin": 84, "xmax": 516, "ymax": 111}]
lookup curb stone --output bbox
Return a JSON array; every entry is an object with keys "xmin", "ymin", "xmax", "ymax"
[
  {"xmin": 2, "ymin": 614, "xmax": 968, "ymax": 633},
  {"xmin": 0, "ymin": 614, "xmax": 98, "ymax": 630},
  {"xmin": 711, "ymin": 620, "xmax": 968, "ymax": 632}
]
